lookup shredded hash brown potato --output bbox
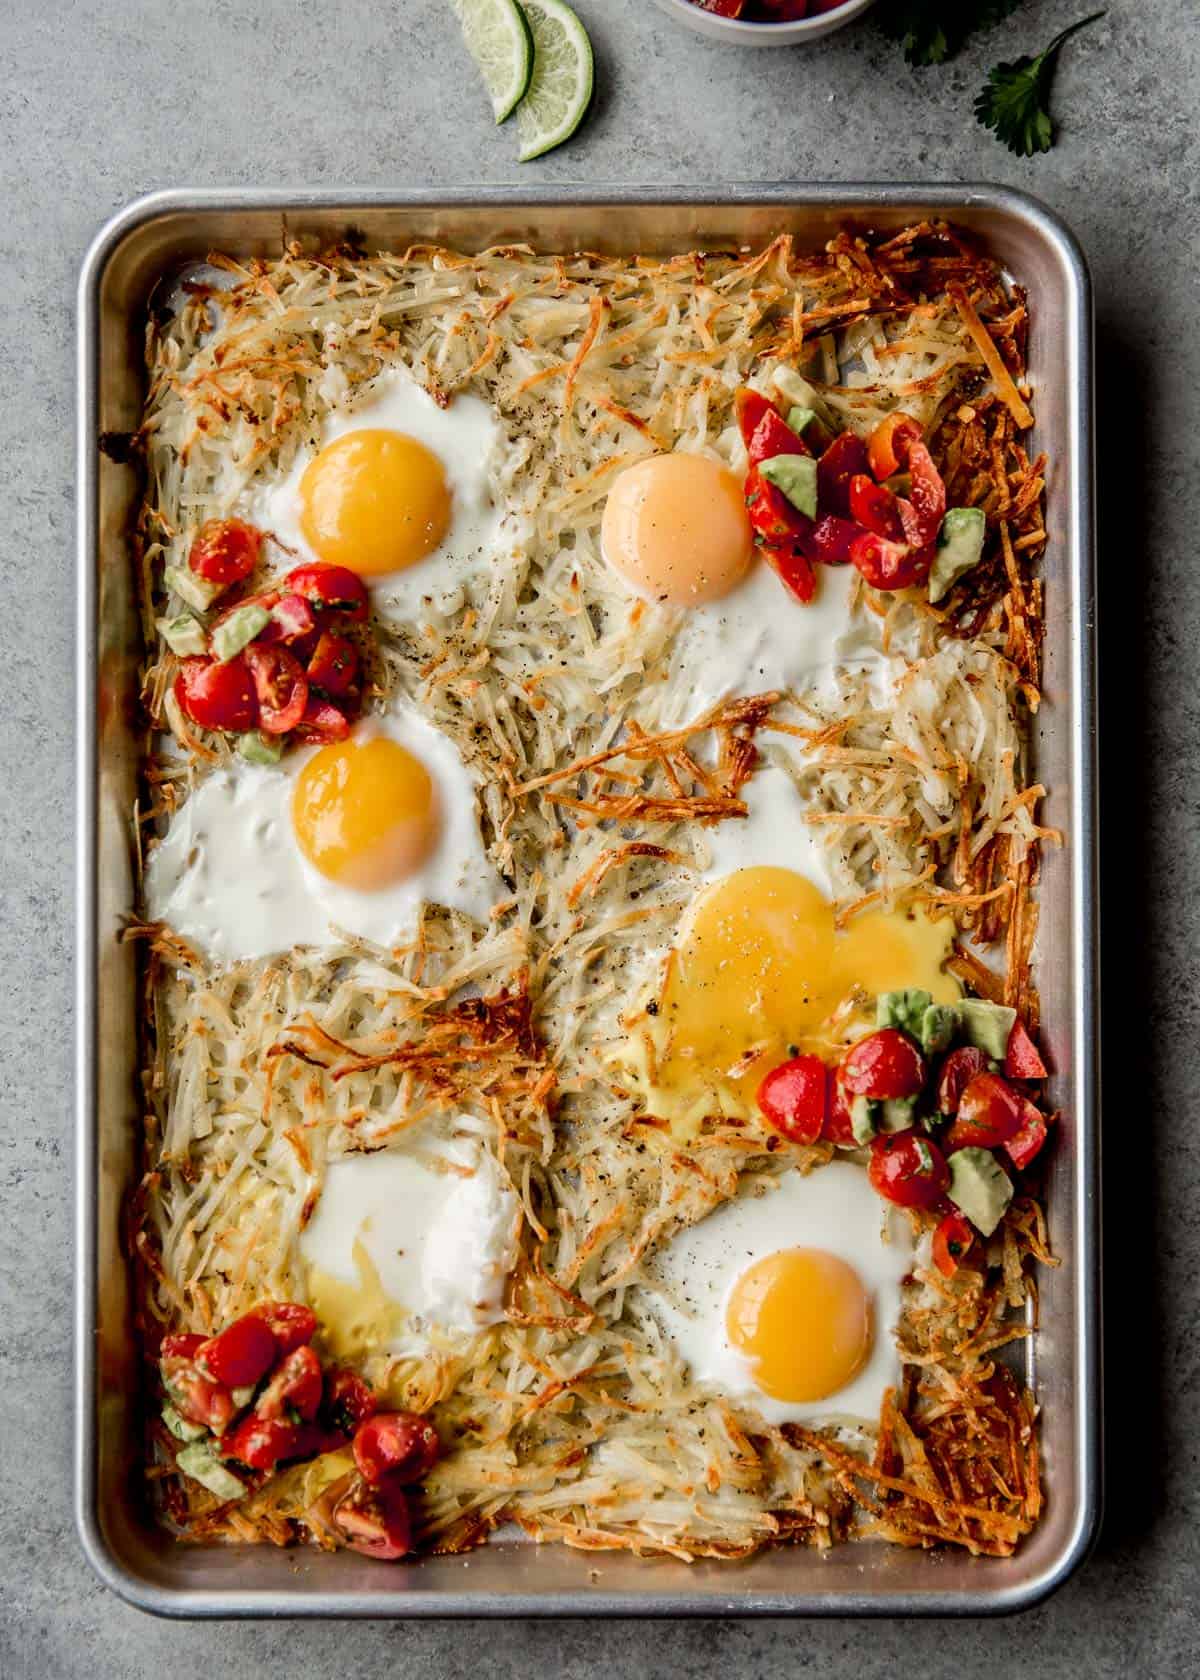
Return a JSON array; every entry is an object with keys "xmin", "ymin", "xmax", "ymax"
[{"xmin": 131, "ymin": 222, "xmax": 1056, "ymax": 1562}]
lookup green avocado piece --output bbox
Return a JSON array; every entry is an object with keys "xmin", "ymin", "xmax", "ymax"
[
  {"xmin": 929, "ymin": 507, "xmax": 987, "ymax": 604},
  {"xmin": 164, "ymin": 564, "xmax": 223, "ymax": 613},
  {"xmin": 211, "ymin": 603, "xmax": 270, "ymax": 664},
  {"xmin": 785, "ymin": 405, "xmax": 818, "ymax": 439},
  {"xmin": 175, "ymin": 1442, "xmax": 247, "ymax": 1501},
  {"xmin": 850, "ymin": 1094, "xmax": 878, "ymax": 1146},
  {"xmin": 920, "ymin": 1002, "xmax": 961, "ymax": 1055},
  {"xmin": 876, "ymin": 988, "xmax": 932, "ymax": 1038},
  {"xmin": 947, "ymin": 1147, "xmax": 1014, "ymax": 1237},
  {"xmin": 161, "ymin": 1405, "xmax": 207, "ymax": 1444},
  {"xmin": 759, "ymin": 453, "xmax": 818, "ymax": 519},
  {"xmin": 771, "ymin": 366, "xmax": 837, "ymax": 434},
  {"xmin": 879, "ymin": 1096, "xmax": 917, "ymax": 1133},
  {"xmin": 237, "ymin": 731, "xmax": 284, "ymax": 766},
  {"xmin": 958, "ymin": 999, "xmax": 1017, "ymax": 1060},
  {"xmin": 157, "ymin": 612, "xmax": 208, "ymax": 658}
]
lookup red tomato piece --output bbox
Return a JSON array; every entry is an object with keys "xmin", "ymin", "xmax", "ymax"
[
  {"xmin": 1005, "ymin": 1018, "xmax": 1048, "ymax": 1080},
  {"xmin": 932, "ymin": 1211, "xmax": 978, "ymax": 1277},
  {"xmin": 936, "ymin": 1045, "xmax": 989, "ymax": 1115},
  {"xmin": 945, "ymin": 1071, "xmax": 1024, "ymax": 1151},
  {"xmin": 259, "ymin": 591, "xmax": 319, "ymax": 651},
  {"xmin": 285, "ymin": 563, "xmax": 369, "ymax": 622},
  {"xmin": 897, "ymin": 442, "xmax": 947, "ymax": 548},
  {"xmin": 196, "ymin": 1314, "xmax": 279, "ymax": 1388},
  {"xmin": 745, "ymin": 465, "xmax": 810, "ymax": 546},
  {"xmin": 1005, "ymin": 1100, "xmax": 1050, "ymax": 1170},
  {"xmin": 244, "ymin": 644, "xmax": 308, "ymax": 735},
  {"xmin": 848, "ymin": 474, "xmax": 907, "ymax": 541},
  {"xmin": 868, "ymin": 1130, "xmax": 949, "ymax": 1210},
  {"xmin": 256, "ymin": 1346, "xmax": 324, "ymax": 1423},
  {"xmin": 160, "ymin": 1332, "xmax": 205, "ymax": 1360},
  {"xmin": 735, "ymin": 386, "xmax": 773, "ymax": 447},
  {"xmin": 174, "ymin": 655, "xmax": 258, "ymax": 734},
  {"xmin": 748, "ymin": 406, "xmax": 810, "ymax": 466},
  {"xmin": 801, "ymin": 512, "xmax": 861, "ymax": 565},
  {"xmin": 293, "ymin": 696, "xmax": 352, "ymax": 743},
  {"xmin": 840, "ymin": 1028, "xmax": 926, "ymax": 1101},
  {"xmin": 223, "ymin": 1412, "xmax": 309, "ymax": 1471},
  {"xmin": 331, "ymin": 1477, "xmax": 412, "ymax": 1560},
  {"xmin": 849, "ymin": 530, "xmax": 933, "ymax": 592},
  {"xmin": 307, "ymin": 630, "xmax": 360, "ymax": 697},
  {"xmin": 822, "ymin": 1068, "xmax": 857, "ymax": 1146},
  {"xmin": 353, "ymin": 1412, "xmax": 440, "ymax": 1487},
  {"xmin": 188, "ymin": 518, "xmax": 262, "ymax": 588},
  {"xmin": 867, "ymin": 413, "xmax": 922, "ymax": 482},
  {"xmin": 756, "ymin": 1054, "xmax": 827, "ymax": 1145},
  {"xmin": 760, "ymin": 539, "xmax": 817, "ymax": 604},
  {"xmin": 817, "ymin": 432, "xmax": 869, "ymax": 518},
  {"xmin": 160, "ymin": 1356, "xmax": 236, "ymax": 1434},
  {"xmin": 324, "ymin": 1368, "xmax": 378, "ymax": 1437},
  {"xmin": 249, "ymin": 1302, "xmax": 318, "ymax": 1354}
]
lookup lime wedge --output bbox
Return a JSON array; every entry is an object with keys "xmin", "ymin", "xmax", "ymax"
[
  {"xmin": 451, "ymin": 0, "xmax": 534, "ymax": 125},
  {"xmin": 515, "ymin": 0, "xmax": 594, "ymax": 163}
]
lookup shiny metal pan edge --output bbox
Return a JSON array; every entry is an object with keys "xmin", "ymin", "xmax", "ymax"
[{"xmin": 75, "ymin": 184, "xmax": 1100, "ymax": 1617}]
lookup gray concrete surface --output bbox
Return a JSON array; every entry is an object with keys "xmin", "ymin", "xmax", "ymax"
[{"xmin": 1, "ymin": 0, "xmax": 1196, "ymax": 1672}]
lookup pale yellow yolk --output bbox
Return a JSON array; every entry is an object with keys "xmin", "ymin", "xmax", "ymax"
[
  {"xmin": 601, "ymin": 453, "xmax": 753, "ymax": 606},
  {"xmin": 307, "ymin": 1240, "xmax": 405, "ymax": 1364},
  {"xmin": 298, "ymin": 428, "xmax": 452, "ymax": 576},
  {"xmin": 727, "ymin": 1247, "xmax": 871, "ymax": 1402},
  {"xmin": 292, "ymin": 735, "xmax": 439, "ymax": 891},
  {"xmin": 652, "ymin": 866, "xmax": 958, "ymax": 1119}
]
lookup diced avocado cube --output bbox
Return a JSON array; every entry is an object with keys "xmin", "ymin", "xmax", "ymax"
[
  {"xmin": 161, "ymin": 1405, "xmax": 207, "ymax": 1444},
  {"xmin": 164, "ymin": 564, "xmax": 223, "ymax": 613},
  {"xmin": 785, "ymin": 406, "xmax": 818, "ymax": 438},
  {"xmin": 929, "ymin": 507, "xmax": 987, "ymax": 604},
  {"xmin": 156, "ymin": 613, "xmax": 208, "ymax": 658},
  {"xmin": 920, "ymin": 1002, "xmax": 961, "ymax": 1055},
  {"xmin": 771, "ymin": 365, "xmax": 836, "ymax": 431},
  {"xmin": 876, "ymin": 988, "xmax": 932, "ymax": 1038},
  {"xmin": 958, "ymin": 999, "xmax": 1017, "ymax": 1060},
  {"xmin": 175, "ymin": 1442, "xmax": 247, "ymax": 1501},
  {"xmin": 237, "ymin": 731, "xmax": 284, "ymax": 766},
  {"xmin": 759, "ymin": 453, "xmax": 818, "ymax": 519},
  {"xmin": 879, "ymin": 1096, "xmax": 917, "ymax": 1133},
  {"xmin": 947, "ymin": 1147, "xmax": 1014, "ymax": 1238},
  {"xmin": 211, "ymin": 603, "xmax": 271, "ymax": 664},
  {"xmin": 850, "ymin": 1094, "xmax": 878, "ymax": 1146}
]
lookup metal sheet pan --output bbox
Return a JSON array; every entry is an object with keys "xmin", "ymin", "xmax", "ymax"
[{"xmin": 75, "ymin": 185, "xmax": 1099, "ymax": 1617}]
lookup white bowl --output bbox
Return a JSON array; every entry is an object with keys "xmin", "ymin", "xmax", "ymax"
[{"xmin": 651, "ymin": 0, "xmax": 875, "ymax": 45}]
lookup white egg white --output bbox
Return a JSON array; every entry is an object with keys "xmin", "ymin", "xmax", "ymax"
[
  {"xmin": 643, "ymin": 1161, "xmax": 914, "ymax": 1427},
  {"xmin": 694, "ymin": 763, "xmax": 839, "ymax": 897},
  {"xmin": 145, "ymin": 701, "xmax": 502, "ymax": 964},
  {"xmin": 300, "ymin": 1134, "xmax": 519, "ymax": 1350},
  {"xmin": 241, "ymin": 366, "xmax": 522, "ymax": 625}
]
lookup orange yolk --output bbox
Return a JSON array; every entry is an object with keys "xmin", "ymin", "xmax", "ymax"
[
  {"xmin": 726, "ymin": 1247, "xmax": 871, "ymax": 1402},
  {"xmin": 292, "ymin": 735, "xmax": 439, "ymax": 891},
  {"xmin": 601, "ymin": 453, "xmax": 753, "ymax": 606},
  {"xmin": 299, "ymin": 429, "xmax": 452, "ymax": 577},
  {"xmin": 652, "ymin": 866, "xmax": 958, "ymax": 1119}
]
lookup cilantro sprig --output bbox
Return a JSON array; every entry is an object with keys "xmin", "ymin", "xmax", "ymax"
[
  {"xmin": 974, "ymin": 12, "xmax": 1107, "ymax": 156},
  {"xmin": 879, "ymin": 1, "xmax": 1022, "ymax": 69}
]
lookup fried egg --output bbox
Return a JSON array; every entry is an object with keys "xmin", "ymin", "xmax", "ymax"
[
  {"xmin": 145, "ymin": 702, "xmax": 501, "ymax": 963},
  {"xmin": 243, "ymin": 367, "xmax": 517, "ymax": 622},
  {"xmin": 645, "ymin": 1161, "xmax": 913, "ymax": 1426},
  {"xmin": 300, "ymin": 1135, "xmax": 519, "ymax": 1361},
  {"xmin": 601, "ymin": 453, "xmax": 754, "ymax": 606}
]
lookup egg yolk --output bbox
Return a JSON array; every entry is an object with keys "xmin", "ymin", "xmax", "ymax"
[
  {"xmin": 601, "ymin": 453, "xmax": 753, "ymax": 606},
  {"xmin": 292, "ymin": 735, "xmax": 439, "ymax": 891},
  {"xmin": 299, "ymin": 428, "xmax": 452, "ymax": 576},
  {"xmin": 727, "ymin": 1247, "xmax": 871, "ymax": 1403},
  {"xmin": 650, "ymin": 866, "xmax": 958, "ymax": 1123}
]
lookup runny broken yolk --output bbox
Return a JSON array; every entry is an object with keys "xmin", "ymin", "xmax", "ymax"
[
  {"xmin": 299, "ymin": 428, "xmax": 452, "ymax": 576},
  {"xmin": 726, "ymin": 1246, "xmax": 871, "ymax": 1402}
]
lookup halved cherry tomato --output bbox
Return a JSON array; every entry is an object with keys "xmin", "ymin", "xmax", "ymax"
[
  {"xmin": 222, "ymin": 1412, "xmax": 308, "ymax": 1471},
  {"xmin": 867, "ymin": 413, "xmax": 922, "ymax": 482},
  {"xmin": 932, "ymin": 1210, "xmax": 978, "ymax": 1278},
  {"xmin": 353, "ymin": 1412, "xmax": 440, "ymax": 1487},
  {"xmin": 840, "ymin": 1028, "xmax": 926, "ymax": 1101},
  {"xmin": 849, "ymin": 474, "xmax": 907, "ymax": 541},
  {"xmin": 160, "ymin": 1332, "xmax": 205, "ymax": 1361},
  {"xmin": 307, "ymin": 631, "xmax": 359, "ymax": 697},
  {"xmin": 868, "ymin": 1130, "xmax": 949, "ymax": 1210},
  {"xmin": 822, "ymin": 1067, "xmax": 857, "ymax": 1146},
  {"xmin": 174, "ymin": 655, "xmax": 258, "ymax": 734},
  {"xmin": 1005, "ymin": 1099, "xmax": 1050, "ymax": 1170},
  {"xmin": 735, "ymin": 387, "xmax": 773, "ymax": 448},
  {"xmin": 161, "ymin": 1356, "xmax": 236, "ymax": 1434},
  {"xmin": 244, "ymin": 644, "xmax": 308, "ymax": 735},
  {"xmin": 259, "ymin": 591, "xmax": 319, "ymax": 651},
  {"xmin": 802, "ymin": 512, "xmax": 860, "ymax": 565},
  {"xmin": 196, "ymin": 1314, "xmax": 278, "ymax": 1388},
  {"xmin": 285, "ymin": 563, "xmax": 369, "ymax": 622},
  {"xmin": 294, "ymin": 696, "xmax": 352, "ymax": 743},
  {"xmin": 324, "ymin": 1369, "xmax": 378, "ymax": 1437},
  {"xmin": 745, "ymin": 465, "xmax": 810, "ymax": 547},
  {"xmin": 188, "ymin": 518, "xmax": 262, "ymax": 588},
  {"xmin": 897, "ymin": 441, "xmax": 946, "ymax": 548},
  {"xmin": 255, "ymin": 1346, "xmax": 323, "ymax": 1423},
  {"xmin": 760, "ymin": 539, "xmax": 816, "ymax": 604},
  {"xmin": 937, "ymin": 1045, "xmax": 990, "ymax": 1115},
  {"xmin": 817, "ymin": 432, "xmax": 869, "ymax": 518},
  {"xmin": 756, "ymin": 1054, "xmax": 827, "ymax": 1145},
  {"xmin": 946, "ymin": 1071, "xmax": 1024, "ymax": 1150},
  {"xmin": 748, "ymin": 406, "xmax": 810, "ymax": 466},
  {"xmin": 249, "ymin": 1302, "xmax": 318, "ymax": 1354},
  {"xmin": 330, "ymin": 1476, "xmax": 412, "ymax": 1560},
  {"xmin": 849, "ymin": 530, "xmax": 933, "ymax": 592},
  {"xmin": 1005, "ymin": 1018, "xmax": 1048, "ymax": 1080}
]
